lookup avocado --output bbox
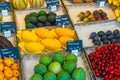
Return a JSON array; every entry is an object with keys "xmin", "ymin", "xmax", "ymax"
[
  {"xmin": 47, "ymin": 15, "xmax": 56, "ymax": 23},
  {"xmin": 36, "ymin": 22, "xmax": 44, "ymax": 27},
  {"xmin": 38, "ymin": 16, "xmax": 47, "ymax": 23},
  {"xmin": 34, "ymin": 64, "xmax": 47, "ymax": 75},
  {"xmin": 25, "ymin": 14, "xmax": 30, "ymax": 21},
  {"xmin": 26, "ymin": 23, "xmax": 34, "ymax": 29},
  {"xmin": 57, "ymin": 71, "xmax": 70, "ymax": 80},
  {"xmin": 30, "ymin": 73, "xmax": 42, "ymax": 80},
  {"xmin": 29, "ymin": 12, "xmax": 38, "ymax": 18},
  {"xmin": 48, "ymin": 12, "xmax": 56, "ymax": 16},
  {"xmin": 29, "ymin": 16, "xmax": 38, "ymax": 24},
  {"xmin": 38, "ymin": 10, "xmax": 47, "ymax": 16},
  {"xmin": 25, "ymin": 19, "xmax": 30, "ymax": 24},
  {"xmin": 44, "ymin": 21, "xmax": 52, "ymax": 26}
]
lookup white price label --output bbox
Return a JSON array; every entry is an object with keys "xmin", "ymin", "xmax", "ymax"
[
  {"xmin": 2, "ymin": 10, "xmax": 8, "ymax": 16},
  {"xmin": 99, "ymin": 1, "xmax": 105, "ymax": 7},
  {"xmin": 51, "ymin": 5, "xmax": 57, "ymax": 12},
  {"xmin": 4, "ymin": 30, "xmax": 11, "ymax": 38},
  {"xmin": 71, "ymin": 50, "xmax": 79, "ymax": 56}
]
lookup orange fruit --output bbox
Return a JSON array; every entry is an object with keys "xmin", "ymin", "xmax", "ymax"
[
  {"xmin": 13, "ymin": 70, "xmax": 19, "ymax": 77},
  {"xmin": 0, "ymin": 58, "xmax": 3, "ymax": 63},
  {"xmin": 0, "ymin": 63, "xmax": 4, "ymax": 71},
  {"xmin": 9, "ymin": 77, "xmax": 18, "ymax": 80},
  {"xmin": 4, "ymin": 58, "xmax": 14, "ymax": 67},
  {"xmin": 4, "ymin": 78, "xmax": 7, "ymax": 80},
  {"xmin": 0, "ymin": 72, "xmax": 4, "ymax": 80},
  {"xmin": 4, "ymin": 68, "xmax": 13, "ymax": 78},
  {"xmin": 11, "ymin": 63, "xmax": 19, "ymax": 70},
  {"xmin": 4, "ymin": 66, "xmax": 11, "ymax": 70}
]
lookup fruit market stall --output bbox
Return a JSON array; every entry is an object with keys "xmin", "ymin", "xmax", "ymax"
[
  {"xmin": 16, "ymin": 27, "xmax": 78, "ymax": 55},
  {"xmin": 84, "ymin": 43, "xmax": 120, "ymax": 80},
  {"xmin": 21, "ymin": 51, "xmax": 94, "ymax": 80},
  {"xmin": 11, "ymin": 0, "xmax": 62, "ymax": 10},
  {"xmin": 0, "ymin": 0, "xmax": 120, "ymax": 80},
  {"xmin": 14, "ymin": 7, "xmax": 68, "ymax": 30},
  {"xmin": 75, "ymin": 21, "xmax": 120, "ymax": 47},
  {"xmin": 64, "ymin": 4, "xmax": 115, "ymax": 25},
  {"xmin": 108, "ymin": 0, "xmax": 120, "ymax": 22}
]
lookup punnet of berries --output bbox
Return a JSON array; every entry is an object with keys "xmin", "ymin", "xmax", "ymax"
[{"xmin": 88, "ymin": 43, "xmax": 120, "ymax": 80}]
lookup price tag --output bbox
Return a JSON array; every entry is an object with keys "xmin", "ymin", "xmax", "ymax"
[
  {"xmin": 0, "ymin": 47, "xmax": 20, "ymax": 59},
  {"xmin": 71, "ymin": 50, "xmax": 79, "ymax": 56},
  {"xmin": 46, "ymin": 0, "xmax": 59, "ymax": 9},
  {"xmin": 56, "ymin": 15, "xmax": 70, "ymax": 26},
  {"xmin": 67, "ymin": 40, "xmax": 83, "ymax": 56},
  {"xmin": 51, "ymin": 5, "xmax": 57, "ymax": 12},
  {"xmin": 99, "ymin": 1, "xmax": 105, "ymax": 7},
  {"xmin": 0, "ymin": 2, "xmax": 11, "ymax": 16},
  {"xmin": 0, "ymin": 22, "xmax": 16, "ymax": 38},
  {"xmin": 2, "ymin": 10, "xmax": 8, "ymax": 16},
  {"xmin": 3, "ymin": 30, "xmax": 11, "ymax": 38}
]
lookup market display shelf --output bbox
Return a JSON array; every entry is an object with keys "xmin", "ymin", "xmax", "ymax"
[
  {"xmin": 21, "ymin": 50, "xmax": 94, "ymax": 80},
  {"xmin": 17, "ymin": 26, "xmax": 78, "ymax": 55},
  {"xmin": 66, "ymin": 4, "xmax": 115, "ymax": 25},
  {"xmin": 84, "ymin": 44, "xmax": 120, "ymax": 80},
  {"xmin": 14, "ymin": 6, "xmax": 67, "ymax": 30},
  {"xmin": 75, "ymin": 21, "xmax": 120, "ymax": 47}
]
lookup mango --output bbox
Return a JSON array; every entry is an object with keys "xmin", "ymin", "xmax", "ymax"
[
  {"xmin": 21, "ymin": 30, "xmax": 39, "ymax": 42},
  {"xmin": 41, "ymin": 39, "xmax": 62, "ymax": 51},
  {"xmin": 35, "ymin": 28, "xmax": 55, "ymax": 39},
  {"xmin": 59, "ymin": 36, "xmax": 74, "ymax": 48},
  {"xmin": 25, "ymin": 42, "xmax": 45, "ymax": 53},
  {"xmin": 54, "ymin": 28, "xmax": 75, "ymax": 39}
]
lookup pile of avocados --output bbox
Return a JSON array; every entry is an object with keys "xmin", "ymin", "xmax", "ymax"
[{"xmin": 25, "ymin": 10, "xmax": 56, "ymax": 29}]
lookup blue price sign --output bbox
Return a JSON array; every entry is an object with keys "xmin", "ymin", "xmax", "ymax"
[
  {"xmin": 0, "ymin": 47, "xmax": 20, "ymax": 59},
  {"xmin": 46, "ymin": 0, "xmax": 60, "ymax": 8},
  {"xmin": 56, "ymin": 15, "xmax": 70, "ymax": 26},
  {"xmin": 0, "ymin": 22, "xmax": 16, "ymax": 38},
  {"xmin": 67, "ymin": 40, "xmax": 83, "ymax": 52},
  {"xmin": 0, "ymin": 2, "xmax": 11, "ymax": 11}
]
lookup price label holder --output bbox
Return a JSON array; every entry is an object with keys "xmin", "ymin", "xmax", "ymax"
[
  {"xmin": 56, "ymin": 15, "xmax": 70, "ymax": 26},
  {"xmin": 0, "ymin": 2, "xmax": 11, "ymax": 16},
  {"xmin": 0, "ymin": 47, "xmax": 20, "ymax": 59},
  {"xmin": 0, "ymin": 22, "xmax": 16, "ymax": 38},
  {"xmin": 96, "ymin": 0, "xmax": 106, "ymax": 7},
  {"xmin": 67, "ymin": 40, "xmax": 83, "ymax": 56},
  {"xmin": 46, "ymin": 0, "xmax": 59, "ymax": 12}
]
